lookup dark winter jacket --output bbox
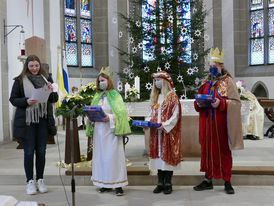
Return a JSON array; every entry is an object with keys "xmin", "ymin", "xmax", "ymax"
[{"xmin": 9, "ymin": 75, "xmax": 58, "ymax": 139}]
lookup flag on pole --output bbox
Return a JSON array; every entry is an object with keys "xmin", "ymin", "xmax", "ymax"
[{"xmin": 56, "ymin": 47, "xmax": 69, "ymax": 107}]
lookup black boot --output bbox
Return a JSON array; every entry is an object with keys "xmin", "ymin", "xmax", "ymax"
[
  {"xmin": 153, "ymin": 170, "xmax": 164, "ymax": 193},
  {"xmin": 224, "ymin": 182, "xmax": 235, "ymax": 194},
  {"xmin": 193, "ymin": 179, "xmax": 213, "ymax": 191},
  {"xmin": 163, "ymin": 171, "xmax": 173, "ymax": 194}
]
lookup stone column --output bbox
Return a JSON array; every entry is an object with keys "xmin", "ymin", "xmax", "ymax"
[
  {"xmin": 108, "ymin": 0, "xmax": 119, "ymax": 85},
  {"xmin": 0, "ymin": 0, "xmax": 10, "ymax": 141}
]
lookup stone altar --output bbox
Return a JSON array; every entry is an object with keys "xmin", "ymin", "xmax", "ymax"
[{"xmin": 125, "ymin": 100, "xmax": 250, "ymax": 157}]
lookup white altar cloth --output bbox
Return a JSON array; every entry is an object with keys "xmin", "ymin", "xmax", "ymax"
[{"xmin": 125, "ymin": 100, "xmax": 250, "ymax": 125}]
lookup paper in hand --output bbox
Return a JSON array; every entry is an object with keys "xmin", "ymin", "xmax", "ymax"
[{"xmin": 31, "ymin": 86, "xmax": 51, "ymax": 103}]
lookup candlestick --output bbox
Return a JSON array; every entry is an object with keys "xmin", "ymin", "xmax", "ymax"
[
  {"xmin": 125, "ymin": 82, "xmax": 130, "ymax": 99},
  {"xmin": 134, "ymin": 76, "xmax": 140, "ymax": 99}
]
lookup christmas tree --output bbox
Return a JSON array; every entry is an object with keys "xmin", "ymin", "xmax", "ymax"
[{"xmin": 118, "ymin": 0, "xmax": 209, "ymax": 101}]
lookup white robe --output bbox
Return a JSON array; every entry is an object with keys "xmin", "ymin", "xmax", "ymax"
[
  {"xmin": 149, "ymin": 92, "xmax": 182, "ymax": 171},
  {"xmin": 91, "ymin": 95, "xmax": 128, "ymax": 188}
]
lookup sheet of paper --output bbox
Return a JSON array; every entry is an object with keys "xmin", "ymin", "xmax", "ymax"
[{"xmin": 31, "ymin": 86, "xmax": 51, "ymax": 103}]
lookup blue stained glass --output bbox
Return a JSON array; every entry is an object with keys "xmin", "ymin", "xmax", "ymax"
[
  {"xmin": 269, "ymin": 9, "xmax": 274, "ymax": 35},
  {"xmin": 250, "ymin": 0, "xmax": 263, "ymax": 11},
  {"xmin": 142, "ymin": 0, "xmax": 191, "ymax": 62},
  {"xmin": 250, "ymin": 10, "xmax": 264, "ymax": 38},
  {"xmin": 81, "ymin": 44, "xmax": 92, "ymax": 66},
  {"xmin": 65, "ymin": 43, "xmax": 78, "ymax": 66},
  {"xmin": 269, "ymin": 37, "xmax": 274, "ymax": 63},
  {"xmin": 64, "ymin": 0, "xmax": 76, "ymax": 16},
  {"xmin": 269, "ymin": 0, "xmax": 274, "ymax": 8},
  {"xmin": 65, "ymin": 17, "xmax": 77, "ymax": 42},
  {"xmin": 251, "ymin": 38, "xmax": 264, "ymax": 65},
  {"xmin": 80, "ymin": 19, "xmax": 91, "ymax": 43},
  {"xmin": 80, "ymin": 0, "xmax": 90, "ymax": 18}
]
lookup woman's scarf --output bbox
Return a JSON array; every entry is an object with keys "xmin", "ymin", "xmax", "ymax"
[{"xmin": 23, "ymin": 75, "xmax": 48, "ymax": 125}]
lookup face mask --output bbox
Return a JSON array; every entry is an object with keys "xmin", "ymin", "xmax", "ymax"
[
  {"xmin": 209, "ymin": 66, "xmax": 219, "ymax": 76},
  {"xmin": 155, "ymin": 79, "xmax": 162, "ymax": 89},
  {"xmin": 99, "ymin": 81, "xmax": 108, "ymax": 90}
]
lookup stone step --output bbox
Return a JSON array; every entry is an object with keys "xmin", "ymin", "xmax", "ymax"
[{"xmin": 65, "ymin": 166, "xmax": 274, "ymax": 176}]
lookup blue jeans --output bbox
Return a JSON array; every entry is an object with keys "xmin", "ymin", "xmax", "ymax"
[{"xmin": 21, "ymin": 118, "xmax": 49, "ymax": 182}]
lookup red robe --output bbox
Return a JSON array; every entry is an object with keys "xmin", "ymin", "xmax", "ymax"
[
  {"xmin": 194, "ymin": 75, "xmax": 238, "ymax": 182},
  {"xmin": 149, "ymin": 92, "xmax": 182, "ymax": 166}
]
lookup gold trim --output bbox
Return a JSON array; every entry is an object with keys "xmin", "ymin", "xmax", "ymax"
[{"xmin": 92, "ymin": 178, "xmax": 128, "ymax": 185}]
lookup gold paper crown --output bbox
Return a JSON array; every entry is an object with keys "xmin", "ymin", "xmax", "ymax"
[
  {"xmin": 210, "ymin": 47, "xmax": 224, "ymax": 63},
  {"xmin": 99, "ymin": 66, "xmax": 113, "ymax": 78}
]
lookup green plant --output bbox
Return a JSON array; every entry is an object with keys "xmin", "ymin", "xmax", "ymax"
[
  {"xmin": 78, "ymin": 82, "xmax": 97, "ymax": 105},
  {"xmin": 55, "ymin": 94, "xmax": 85, "ymax": 118}
]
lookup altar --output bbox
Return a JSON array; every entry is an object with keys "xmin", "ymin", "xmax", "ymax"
[{"xmin": 125, "ymin": 100, "xmax": 250, "ymax": 157}]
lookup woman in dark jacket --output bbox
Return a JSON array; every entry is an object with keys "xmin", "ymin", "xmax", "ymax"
[{"xmin": 9, "ymin": 55, "xmax": 58, "ymax": 195}]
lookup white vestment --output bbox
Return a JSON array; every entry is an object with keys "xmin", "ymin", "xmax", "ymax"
[
  {"xmin": 91, "ymin": 95, "xmax": 128, "ymax": 188},
  {"xmin": 243, "ymin": 90, "xmax": 264, "ymax": 139},
  {"xmin": 149, "ymin": 92, "xmax": 182, "ymax": 171}
]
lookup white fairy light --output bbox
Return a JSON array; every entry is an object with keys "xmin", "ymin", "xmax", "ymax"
[
  {"xmin": 132, "ymin": 47, "xmax": 137, "ymax": 54},
  {"xmin": 181, "ymin": 28, "xmax": 188, "ymax": 35},
  {"xmin": 144, "ymin": 66, "xmax": 150, "ymax": 73},
  {"xmin": 165, "ymin": 62, "xmax": 170, "ymax": 70},
  {"xmin": 193, "ymin": 66, "xmax": 199, "ymax": 72},
  {"xmin": 136, "ymin": 20, "xmax": 141, "ymax": 27},
  {"xmin": 194, "ymin": 29, "xmax": 202, "ymax": 37},
  {"xmin": 123, "ymin": 67, "xmax": 130, "ymax": 74},
  {"xmin": 187, "ymin": 68, "xmax": 194, "ymax": 75},
  {"xmin": 119, "ymin": 31, "xmax": 123, "ymax": 38},
  {"xmin": 167, "ymin": 15, "xmax": 174, "ymax": 22},
  {"xmin": 193, "ymin": 53, "xmax": 199, "ymax": 61},
  {"xmin": 145, "ymin": 82, "xmax": 153, "ymax": 90},
  {"xmin": 177, "ymin": 75, "xmax": 183, "ymax": 83}
]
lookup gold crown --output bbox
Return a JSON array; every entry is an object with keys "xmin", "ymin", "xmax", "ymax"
[
  {"xmin": 99, "ymin": 66, "xmax": 113, "ymax": 78},
  {"xmin": 210, "ymin": 47, "xmax": 224, "ymax": 63}
]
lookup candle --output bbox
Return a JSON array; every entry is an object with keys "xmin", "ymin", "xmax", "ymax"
[
  {"xmin": 134, "ymin": 76, "xmax": 140, "ymax": 99},
  {"xmin": 125, "ymin": 82, "xmax": 130, "ymax": 99}
]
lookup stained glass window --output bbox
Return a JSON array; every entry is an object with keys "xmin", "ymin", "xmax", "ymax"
[
  {"xmin": 250, "ymin": 10, "xmax": 264, "ymax": 38},
  {"xmin": 65, "ymin": 17, "xmax": 77, "ymax": 42},
  {"xmin": 80, "ymin": 0, "xmax": 90, "ymax": 18},
  {"xmin": 65, "ymin": 43, "xmax": 78, "ymax": 66},
  {"xmin": 65, "ymin": 0, "xmax": 76, "ymax": 16},
  {"xmin": 251, "ymin": 39, "xmax": 265, "ymax": 65},
  {"xmin": 269, "ymin": 37, "xmax": 274, "ymax": 63},
  {"xmin": 250, "ymin": 0, "xmax": 264, "ymax": 10},
  {"xmin": 269, "ymin": 9, "xmax": 274, "ymax": 35},
  {"xmin": 81, "ymin": 44, "xmax": 93, "ymax": 66},
  {"xmin": 142, "ymin": 0, "xmax": 191, "ymax": 62},
  {"xmin": 80, "ymin": 19, "xmax": 92, "ymax": 43},
  {"xmin": 64, "ymin": 0, "xmax": 93, "ymax": 67},
  {"xmin": 269, "ymin": 0, "xmax": 274, "ymax": 8}
]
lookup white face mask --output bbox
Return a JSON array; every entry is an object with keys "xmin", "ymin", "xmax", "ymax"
[
  {"xmin": 155, "ymin": 79, "xmax": 163, "ymax": 89},
  {"xmin": 99, "ymin": 81, "xmax": 108, "ymax": 90}
]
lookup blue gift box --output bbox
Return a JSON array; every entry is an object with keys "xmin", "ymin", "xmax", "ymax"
[
  {"xmin": 83, "ymin": 106, "xmax": 107, "ymax": 122},
  {"xmin": 132, "ymin": 120, "xmax": 161, "ymax": 128},
  {"xmin": 195, "ymin": 94, "xmax": 215, "ymax": 107}
]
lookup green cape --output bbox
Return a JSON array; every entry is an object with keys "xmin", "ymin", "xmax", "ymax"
[{"xmin": 86, "ymin": 89, "xmax": 131, "ymax": 136}]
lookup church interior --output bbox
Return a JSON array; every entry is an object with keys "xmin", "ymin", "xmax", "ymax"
[{"xmin": 0, "ymin": 0, "xmax": 274, "ymax": 205}]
